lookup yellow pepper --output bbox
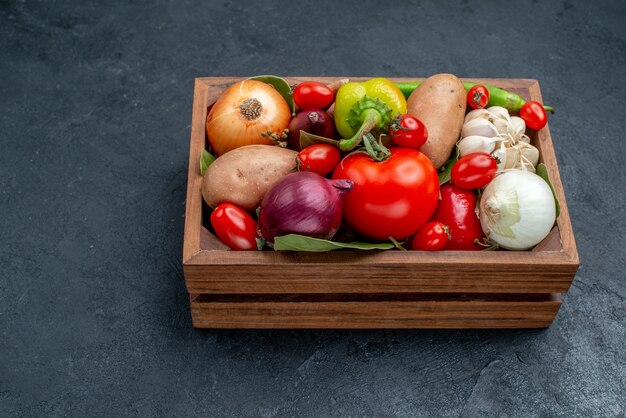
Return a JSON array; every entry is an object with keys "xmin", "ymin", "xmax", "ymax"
[{"xmin": 334, "ymin": 78, "xmax": 406, "ymax": 151}]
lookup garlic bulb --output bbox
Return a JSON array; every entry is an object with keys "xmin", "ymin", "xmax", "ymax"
[
  {"xmin": 492, "ymin": 143, "xmax": 520, "ymax": 171},
  {"xmin": 509, "ymin": 116, "xmax": 527, "ymax": 141},
  {"xmin": 464, "ymin": 109, "xmax": 491, "ymax": 124},
  {"xmin": 479, "ymin": 170, "xmax": 556, "ymax": 250},
  {"xmin": 492, "ymin": 141, "xmax": 540, "ymax": 172},
  {"xmin": 459, "ymin": 106, "xmax": 526, "ymax": 158},
  {"xmin": 518, "ymin": 142, "xmax": 539, "ymax": 170},
  {"xmin": 461, "ymin": 118, "xmax": 499, "ymax": 138},
  {"xmin": 458, "ymin": 135, "xmax": 498, "ymax": 156},
  {"xmin": 459, "ymin": 106, "xmax": 537, "ymax": 172},
  {"xmin": 486, "ymin": 106, "xmax": 510, "ymax": 122}
]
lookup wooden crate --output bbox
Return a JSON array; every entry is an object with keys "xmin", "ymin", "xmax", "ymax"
[{"xmin": 182, "ymin": 77, "xmax": 579, "ymax": 329}]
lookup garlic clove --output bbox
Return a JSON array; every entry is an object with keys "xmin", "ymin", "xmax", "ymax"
[
  {"xmin": 492, "ymin": 118, "xmax": 511, "ymax": 135},
  {"xmin": 492, "ymin": 143, "xmax": 508, "ymax": 171},
  {"xmin": 521, "ymin": 160, "xmax": 536, "ymax": 173},
  {"xmin": 464, "ymin": 109, "xmax": 491, "ymax": 124},
  {"xmin": 509, "ymin": 116, "xmax": 526, "ymax": 137},
  {"xmin": 493, "ymin": 143, "xmax": 521, "ymax": 171},
  {"xmin": 519, "ymin": 143, "xmax": 539, "ymax": 167},
  {"xmin": 458, "ymin": 135, "xmax": 498, "ymax": 157},
  {"xmin": 462, "ymin": 118, "xmax": 499, "ymax": 139},
  {"xmin": 505, "ymin": 147, "xmax": 521, "ymax": 170},
  {"xmin": 487, "ymin": 106, "xmax": 511, "ymax": 121}
]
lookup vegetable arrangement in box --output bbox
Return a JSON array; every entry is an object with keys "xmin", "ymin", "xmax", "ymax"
[{"xmin": 200, "ymin": 74, "xmax": 558, "ymax": 252}]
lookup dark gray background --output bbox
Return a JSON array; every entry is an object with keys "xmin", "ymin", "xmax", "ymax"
[{"xmin": 1, "ymin": 0, "xmax": 625, "ymax": 416}]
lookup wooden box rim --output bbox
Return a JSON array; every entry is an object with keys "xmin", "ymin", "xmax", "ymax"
[{"xmin": 183, "ymin": 77, "xmax": 578, "ymax": 271}]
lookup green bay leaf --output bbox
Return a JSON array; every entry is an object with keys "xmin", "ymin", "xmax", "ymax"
[
  {"xmin": 200, "ymin": 149, "xmax": 216, "ymax": 176},
  {"xmin": 299, "ymin": 130, "xmax": 341, "ymax": 150},
  {"xmin": 273, "ymin": 234, "xmax": 395, "ymax": 252},
  {"xmin": 438, "ymin": 149, "xmax": 459, "ymax": 185},
  {"xmin": 536, "ymin": 163, "xmax": 561, "ymax": 218}
]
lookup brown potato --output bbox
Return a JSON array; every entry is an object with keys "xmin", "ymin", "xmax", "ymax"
[
  {"xmin": 407, "ymin": 74, "xmax": 467, "ymax": 169},
  {"xmin": 202, "ymin": 145, "xmax": 297, "ymax": 211}
]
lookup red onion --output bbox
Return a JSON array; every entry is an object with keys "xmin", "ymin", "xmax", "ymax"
[
  {"xmin": 258, "ymin": 171, "xmax": 353, "ymax": 244},
  {"xmin": 287, "ymin": 109, "xmax": 335, "ymax": 151}
]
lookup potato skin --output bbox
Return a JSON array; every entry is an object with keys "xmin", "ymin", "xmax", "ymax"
[
  {"xmin": 202, "ymin": 145, "xmax": 297, "ymax": 211},
  {"xmin": 407, "ymin": 74, "xmax": 467, "ymax": 169}
]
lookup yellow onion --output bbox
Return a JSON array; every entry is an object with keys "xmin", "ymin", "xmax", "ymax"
[{"xmin": 206, "ymin": 80, "xmax": 292, "ymax": 156}]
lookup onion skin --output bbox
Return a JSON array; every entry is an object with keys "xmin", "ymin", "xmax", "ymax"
[
  {"xmin": 258, "ymin": 172, "xmax": 353, "ymax": 243},
  {"xmin": 287, "ymin": 109, "xmax": 336, "ymax": 151},
  {"xmin": 479, "ymin": 170, "xmax": 556, "ymax": 250},
  {"xmin": 206, "ymin": 80, "xmax": 291, "ymax": 156}
]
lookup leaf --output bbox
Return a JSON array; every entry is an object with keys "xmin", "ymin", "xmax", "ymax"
[
  {"xmin": 200, "ymin": 149, "xmax": 216, "ymax": 176},
  {"xmin": 273, "ymin": 234, "xmax": 396, "ymax": 252},
  {"xmin": 438, "ymin": 151, "xmax": 458, "ymax": 185},
  {"xmin": 299, "ymin": 130, "xmax": 341, "ymax": 150},
  {"xmin": 248, "ymin": 75, "xmax": 295, "ymax": 114},
  {"xmin": 536, "ymin": 163, "xmax": 561, "ymax": 218}
]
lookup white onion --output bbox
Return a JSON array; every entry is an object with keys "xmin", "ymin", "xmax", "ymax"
[{"xmin": 479, "ymin": 170, "xmax": 556, "ymax": 250}]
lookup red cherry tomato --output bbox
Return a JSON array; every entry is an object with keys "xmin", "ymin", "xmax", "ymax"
[
  {"xmin": 430, "ymin": 185, "xmax": 485, "ymax": 250},
  {"xmin": 519, "ymin": 101, "xmax": 548, "ymax": 130},
  {"xmin": 297, "ymin": 144, "xmax": 341, "ymax": 176},
  {"xmin": 389, "ymin": 114, "xmax": 428, "ymax": 149},
  {"xmin": 451, "ymin": 152, "xmax": 497, "ymax": 190},
  {"xmin": 467, "ymin": 85, "xmax": 490, "ymax": 109},
  {"xmin": 292, "ymin": 82, "xmax": 334, "ymax": 110},
  {"xmin": 411, "ymin": 221, "xmax": 450, "ymax": 251},
  {"xmin": 210, "ymin": 203, "xmax": 258, "ymax": 251},
  {"xmin": 332, "ymin": 148, "xmax": 439, "ymax": 240}
]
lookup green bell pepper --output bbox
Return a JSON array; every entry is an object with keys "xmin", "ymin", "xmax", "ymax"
[{"xmin": 334, "ymin": 78, "xmax": 407, "ymax": 151}]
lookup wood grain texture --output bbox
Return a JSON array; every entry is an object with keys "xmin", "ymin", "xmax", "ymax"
[
  {"xmin": 182, "ymin": 76, "xmax": 579, "ymax": 328},
  {"xmin": 190, "ymin": 293, "xmax": 562, "ymax": 329},
  {"xmin": 182, "ymin": 79, "xmax": 209, "ymax": 263},
  {"xmin": 183, "ymin": 248, "xmax": 577, "ymax": 294}
]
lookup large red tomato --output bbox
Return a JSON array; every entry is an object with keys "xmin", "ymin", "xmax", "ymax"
[{"xmin": 332, "ymin": 148, "xmax": 439, "ymax": 240}]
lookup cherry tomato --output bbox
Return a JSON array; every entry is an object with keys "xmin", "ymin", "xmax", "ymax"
[
  {"xmin": 389, "ymin": 114, "xmax": 428, "ymax": 149},
  {"xmin": 467, "ymin": 85, "xmax": 490, "ymax": 109},
  {"xmin": 332, "ymin": 148, "xmax": 439, "ymax": 240},
  {"xmin": 451, "ymin": 152, "xmax": 497, "ymax": 190},
  {"xmin": 210, "ymin": 203, "xmax": 258, "ymax": 251},
  {"xmin": 297, "ymin": 144, "xmax": 341, "ymax": 176},
  {"xmin": 519, "ymin": 101, "xmax": 548, "ymax": 130},
  {"xmin": 411, "ymin": 221, "xmax": 450, "ymax": 251},
  {"xmin": 292, "ymin": 82, "xmax": 334, "ymax": 110},
  {"xmin": 430, "ymin": 185, "xmax": 485, "ymax": 250}
]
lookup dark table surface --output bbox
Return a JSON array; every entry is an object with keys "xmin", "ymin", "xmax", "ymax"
[{"xmin": 2, "ymin": 0, "xmax": 625, "ymax": 416}]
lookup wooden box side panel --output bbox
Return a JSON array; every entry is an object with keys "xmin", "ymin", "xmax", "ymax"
[
  {"xmin": 190, "ymin": 293, "xmax": 562, "ymax": 329},
  {"xmin": 527, "ymin": 81, "xmax": 578, "ymax": 262},
  {"xmin": 182, "ymin": 80, "xmax": 209, "ymax": 262}
]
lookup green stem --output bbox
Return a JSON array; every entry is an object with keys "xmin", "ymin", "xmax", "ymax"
[
  {"xmin": 362, "ymin": 133, "xmax": 391, "ymax": 162},
  {"xmin": 338, "ymin": 109, "xmax": 380, "ymax": 152}
]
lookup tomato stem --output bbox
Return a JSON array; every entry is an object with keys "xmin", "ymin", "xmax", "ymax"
[{"xmin": 362, "ymin": 133, "xmax": 391, "ymax": 162}]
